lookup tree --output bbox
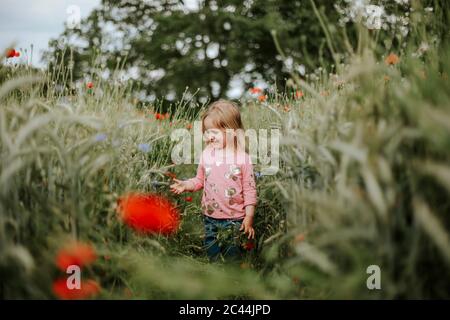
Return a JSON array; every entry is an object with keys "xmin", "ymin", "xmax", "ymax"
[{"xmin": 43, "ymin": 0, "xmax": 340, "ymax": 106}]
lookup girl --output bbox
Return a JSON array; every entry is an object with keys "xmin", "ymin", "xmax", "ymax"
[{"xmin": 170, "ymin": 100, "xmax": 257, "ymax": 262}]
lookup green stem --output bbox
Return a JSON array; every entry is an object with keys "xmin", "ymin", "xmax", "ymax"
[{"xmin": 309, "ymin": 0, "xmax": 337, "ymax": 64}]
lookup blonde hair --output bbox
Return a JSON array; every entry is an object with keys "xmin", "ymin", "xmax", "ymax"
[{"xmin": 201, "ymin": 99, "xmax": 245, "ymax": 151}]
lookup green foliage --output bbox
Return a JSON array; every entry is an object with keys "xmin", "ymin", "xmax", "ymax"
[
  {"xmin": 1, "ymin": 1, "xmax": 450, "ymax": 300},
  {"xmin": 42, "ymin": 0, "xmax": 341, "ymax": 105}
]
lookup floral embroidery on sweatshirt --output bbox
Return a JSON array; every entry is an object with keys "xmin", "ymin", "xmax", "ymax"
[{"xmin": 186, "ymin": 146, "xmax": 257, "ymax": 219}]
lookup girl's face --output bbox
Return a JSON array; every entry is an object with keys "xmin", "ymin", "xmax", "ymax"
[{"xmin": 203, "ymin": 116, "xmax": 234, "ymax": 149}]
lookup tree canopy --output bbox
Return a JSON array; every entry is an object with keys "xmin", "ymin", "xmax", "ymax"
[{"xmin": 43, "ymin": 0, "xmax": 340, "ymax": 105}]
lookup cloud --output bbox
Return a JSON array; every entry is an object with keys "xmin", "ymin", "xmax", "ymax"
[{"xmin": 0, "ymin": 0, "xmax": 100, "ymax": 67}]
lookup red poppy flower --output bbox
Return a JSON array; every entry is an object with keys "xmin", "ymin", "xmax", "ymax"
[
  {"xmin": 53, "ymin": 278, "xmax": 101, "ymax": 300},
  {"xmin": 14, "ymin": 51, "xmax": 20, "ymax": 57},
  {"xmin": 123, "ymin": 287, "xmax": 133, "ymax": 298},
  {"xmin": 258, "ymin": 95, "xmax": 267, "ymax": 102},
  {"xmin": 55, "ymin": 241, "xmax": 97, "ymax": 271},
  {"xmin": 185, "ymin": 196, "xmax": 193, "ymax": 202},
  {"xmin": 250, "ymin": 87, "xmax": 262, "ymax": 94},
  {"xmin": 294, "ymin": 90, "xmax": 304, "ymax": 99},
  {"xmin": 293, "ymin": 233, "xmax": 305, "ymax": 243},
  {"xmin": 240, "ymin": 262, "xmax": 250, "ymax": 269},
  {"xmin": 6, "ymin": 49, "xmax": 16, "ymax": 58},
  {"xmin": 385, "ymin": 53, "xmax": 399, "ymax": 65},
  {"xmin": 86, "ymin": 82, "xmax": 94, "ymax": 89},
  {"xmin": 164, "ymin": 171, "xmax": 177, "ymax": 180},
  {"xmin": 117, "ymin": 193, "xmax": 180, "ymax": 235},
  {"xmin": 243, "ymin": 241, "xmax": 255, "ymax": 251},
  {"xmin": 155, "ymin": 113, "xmax": 162, "ymax": 120},
  {"xmin": 186, "ymin": 123, "xmax": 192, "ymax": 129}
]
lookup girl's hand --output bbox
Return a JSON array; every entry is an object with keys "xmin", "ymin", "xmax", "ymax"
[
  {"xmin": 170, "ymin": 179, "xmax": 189, "ymax": 194},
  {"xmin": 240, "ymin": 214, "xmax": 255, "ymax": 239}
]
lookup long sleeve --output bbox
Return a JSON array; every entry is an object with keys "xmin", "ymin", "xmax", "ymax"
[
  {"xmin": 186, "ymin": 158, "xmax": 204, "ymax": 192},
  {"xmin": 241, "ymin": 155, "xmax": 257, "ymax": 208}
]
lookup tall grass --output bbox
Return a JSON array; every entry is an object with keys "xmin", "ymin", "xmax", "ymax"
[{"xmin": 1, "ymin": 4, "xmax": 450, "ymax": 299}]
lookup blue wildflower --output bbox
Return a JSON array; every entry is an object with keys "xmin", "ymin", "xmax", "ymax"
[
  {"xmin": 94, "ymin": 133, "xmax": 107, "ymax": 142},
  {"xmin": 138, "ymin": 143, "xmax": 151, "ymax": 153},
  {"xmin": 255, "ymin": 171, "xmax": 263, "ymax": 179}
]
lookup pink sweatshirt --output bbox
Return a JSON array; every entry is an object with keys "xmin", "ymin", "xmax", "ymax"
[{"xmin": 186, "ymin": 145, "xmax": 257, "ymax": 220}]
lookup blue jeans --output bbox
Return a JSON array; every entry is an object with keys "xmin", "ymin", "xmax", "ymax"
[{"xmin": 204, "ymin": 216, "xmax": 244, "ymax": 262}]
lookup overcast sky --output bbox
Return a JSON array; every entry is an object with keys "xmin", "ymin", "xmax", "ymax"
[
  {"xmin": 0, "ymin": 0, "xmax": 256, "ymax": 98},
  {"xmin": 1, "ymin": 0, "xmax": 203, "ymax": 69},
  {"xmin": 0, "ymin": 0, "xmax": 101, "ymax": 68}
]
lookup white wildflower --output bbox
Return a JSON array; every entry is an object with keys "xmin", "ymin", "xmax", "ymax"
[{"xmin": 365, "ymin": 5, "xmax": 384, "ymax": 30}]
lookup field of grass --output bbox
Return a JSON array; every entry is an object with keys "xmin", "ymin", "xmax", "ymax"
[{"xmin": 1, "ymin": 4, "xmax": 450, "ymax": 299}]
